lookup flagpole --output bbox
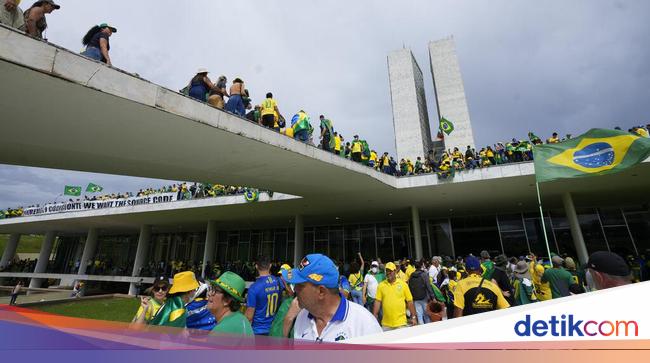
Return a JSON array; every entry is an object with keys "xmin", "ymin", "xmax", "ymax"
[{"xmin": 535, "ymin": 181, "xmax": 553, "ymax": 261}]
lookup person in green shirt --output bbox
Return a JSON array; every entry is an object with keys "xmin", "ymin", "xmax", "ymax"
[
  {"xmin": 207, "ymin": 271, "xmax": 253, "ymax": 336},
  {"xmin": 480, "ymin": 250, "xmax": 495, "ymax": 280},
  {"xmin": 542, "ymin": 256, "xmax": 575, "ymax": 299}
]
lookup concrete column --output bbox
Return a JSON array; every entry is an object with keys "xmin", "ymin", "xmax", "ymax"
[
  {"xmin": 129, "ymin": 225, "xmax": 151, "ymax": 295},
  {"xmin": 562, "ymin": 192, "xmax": 589, "ymax": 264},
  {"xmin": 0, "ymin": 233, "xmax": 20, "ymax": 270},
  {"xmin": 411, "ymin": 206, "xmax": 423, "ymax": 260},
  {"xmin": 77, "ymin": 228, "xmax": 98, "ymax": 275},
  {"xmin": 202, "ymin": 220, "xmax": 217, "ymax": 278},
  {"xmin": 293, "ymin": 215, "xmax": 304, "ymax": 267},
  {"xmin": 29, "ymin": 231, "xmax": 56, "ymax": 289}
]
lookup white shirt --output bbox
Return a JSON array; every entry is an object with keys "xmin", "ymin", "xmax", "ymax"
[
  {"xmin": 293, "ymin": 297, "xmax": 382, "ymax": 342},
  {"xmin": 428, "ymin": 265, "xmax": 440, "ymax": 284},
  {"xmin": 363, "ymin": 273, "xmax": 379, "ymax": 298}
]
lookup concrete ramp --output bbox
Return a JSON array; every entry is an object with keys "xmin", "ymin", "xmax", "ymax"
[{"xmin": 0, "ymin": 25, "xmax": 394, "ymax": 197}]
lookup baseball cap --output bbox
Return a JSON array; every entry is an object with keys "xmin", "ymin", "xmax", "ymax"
[
  {"xmin": 551, "ymin": 255, "xmax": 564, "ymax": 266},
  {"xmin": 98, "ymin": 23, "xmax": 117, "ymax": 33},
  {"xmin": 282, "ymin": 254, "xmax": 339, "ymax": 289},
  {"xmin": 42, "ymin": 0, "xmax": 61, "ymax": 9},
  {"xmin": 587, "ymin": 251, "xmax": 630, "ymax": 277},
  {"xmin": 370, "ymin": 261, "xmax": 379, "ymax": 267},
  {"xmin": 385, "ymin": 262, "xmax": 397, "ymax": 271},
  {"xmin": 465, "ymin": 256, "xmax": 481, "ymax": 271}
]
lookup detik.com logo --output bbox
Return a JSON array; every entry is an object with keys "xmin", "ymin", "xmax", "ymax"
[{"xmin": 514, "ymin": 315, "xmax": 639, "ymax": 337}]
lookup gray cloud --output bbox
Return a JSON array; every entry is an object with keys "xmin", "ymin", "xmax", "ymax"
[{"xmin": 2, "ymin": 0, "xmax": 649, "ymax": 208}]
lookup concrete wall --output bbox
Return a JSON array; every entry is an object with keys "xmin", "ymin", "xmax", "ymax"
[
  {"xmin": 429, "ymin": 37, "xmax": 476, "ymax": 151},
  {"xmin": 388, "ymin": 49, "xmax": 432, "ymax": 163}
]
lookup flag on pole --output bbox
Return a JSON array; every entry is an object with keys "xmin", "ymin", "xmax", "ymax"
[
  {"xmin": 86, "ymin": 183, "xmax": 104, "ymax": 193},
  {"xmin": 439, "ymin": 117, "xmax": 454, "ymax": 135},
  {"xmin": 534, "ymin": 128, "xmax": 650, "ymax": 183},
  {"xmin": 64, "ymin": 185, "xmax": 82, "ymax": 196}
]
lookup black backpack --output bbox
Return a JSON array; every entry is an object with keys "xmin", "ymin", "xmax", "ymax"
[{"xmin": 408, "ymin": 271, "xmax": 427, "ymax": 301}]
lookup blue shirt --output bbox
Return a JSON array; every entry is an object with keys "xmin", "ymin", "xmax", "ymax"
[{"xmin": 247, "ymin": 275, "xmax": 282, "ymax": 334}]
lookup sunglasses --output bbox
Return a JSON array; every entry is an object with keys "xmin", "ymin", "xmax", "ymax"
[
  {"xmin": 298, "ymin": 257, "xmax": 310, "ymax": 271},
  {"xmin": 153, "ymin": 286, "xmax": 168, "ymax": 292}
]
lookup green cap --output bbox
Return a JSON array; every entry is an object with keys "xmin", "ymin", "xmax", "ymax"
[
  {"xmin": 99, "ymin": 23, "xmax": 117, "ymax": 33},
  {"xmin": 211, "ymin": 271, "xmax": 245, "ymax": 302}
]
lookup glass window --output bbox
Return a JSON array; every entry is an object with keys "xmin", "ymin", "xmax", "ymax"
[
  {"xmin": 274, "ymin": 230, "xmax": 287, "ymax": 262},
  {"xmin": 344, "ymin": 239, "xmax": 359, "ymax": 263},
  {"xmin": 604, "ymin": 226, "xmax": 635, "ymax": 256},
  {"xmin": 287, "ymin": 242, "xmax": 295, "ymax": 263},
  {"xmin": 500, "ymin": 231, "xmax": 528, "ymax": 257},
  {"xmin": 314, "ymin": 240, "xmax": 328, "ymax": 255},
  {"xmin": 553, "ymin": 229, "xmax": 577, "ymax": 258},
  {"xmin": 344, "ymin": 225, "xmax": 359, "ymax": 239},
  {"xmin": 238, "ymin": 242, "xmax": 250, "ymax": 261},
  {"xmin": 625, "ymin": 211, "xmax": 650, "ymax": 252},
  {"xmin": 550, "ymin": 211, "xmax": 569, "ymax": 229},
  {"xmin": 329, "ymin": 229, "xmax": 344, "ymax": 261},
  {"xmin": 227, "ymin": 235, "xmax": 238, "ymax": 261},
  {"xmin": 377, "ymin": 238, "xmax": 393, "ymax": 262},
  {"xmin": 376, "ymin": 223, "xmax": 391, "ymax": 238},
  {"xmin": 250, "ymin": 233, "xmax": 260, "ymax": 261},
  {"xmin": 239, "ymin": 230, "xmax": 251, "ymax": 242},
  {"xmin": 451, "ymin": 216, "xmax": 501, "ymax": 257},
  {"xmin": 599, "ymin": 208, "xmax": 625, "ymax": 226},
  {"xmin": 304, "ymin": 231, "xmax": 314, "ymax": 255},
  {"xmin": 393, "ymin": 225, "xmax": 410, "ymax": 259},
  {"xmin": 259, "ymin": 242, "xmax": 273, "ymax": 260},
  {"xmin": 315, "ymin": 226, "xmax": 328, "ymax": 241},
  {"xmin": 429, "ymin": 220, "xmax": 454, "ymax": 257},
  {"xmin": 498, "ymin": 214, "xmax": 524, "ymax": 232},
  {"xmin": 360, "ymin": 228, "xmax": 376, "ymax": 259},
  {"xmin": 524, "ymin": 218, "xmax": 556, "ymax": 257},
  {"xmin": 216, "ymin": 243, "xmax": 227, "ymax": 264},
  {"xmin": 578, "ymin": 211, "xmax": 609, "ymax": 253}
]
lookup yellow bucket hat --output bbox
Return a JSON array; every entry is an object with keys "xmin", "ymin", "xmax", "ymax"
[
  {"xmin": 277, "ymin": 263, "xmax": 292, "ymax": 275},
  {"xmin": 169, "ymin": 271, "xmax": 199, "ymax": 294}
]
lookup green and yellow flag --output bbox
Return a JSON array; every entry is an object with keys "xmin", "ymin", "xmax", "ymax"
[
  {"xmin": 64, "ymin": 185, "xmax": 82, "ymax": 196},
  {"xmin": 440, "ymin": 117, "xmax": 454, "ymax": 135},
  {"xmin": 534, "ymin": 128, "xmax": 650, "ymax": 183},
  {"xmin": 86, "ymin": 183, "xmax": 104, "ymax": 193}
]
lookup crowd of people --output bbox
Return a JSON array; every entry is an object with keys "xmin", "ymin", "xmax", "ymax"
[
  {"xmin": 118, "ymin": 249, "xmax": 645, "ymax": 342},
  {"xmin": 0, "ymin": 182, "xmax": 269, "ymax": 219}
]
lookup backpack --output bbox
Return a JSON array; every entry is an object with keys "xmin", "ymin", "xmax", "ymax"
[{"xmin": 408, "ymin": 271, "xmax": 427, "ymax": 301}]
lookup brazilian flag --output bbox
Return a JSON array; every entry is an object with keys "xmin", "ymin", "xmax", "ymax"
[
  {"xmin": 534, "ymin": 128, "xmax": 650, "ymax": 183},
  {"xmin": 64, "ymin": 185, "xmax": 82, "ymax": 196},
  {"xmin": 439, "ymin": 117, "xmax": 454, "ymax": 135},
  {"xmin": 86, "ymin": 183, "xmax": 104, "ymax": 193}
]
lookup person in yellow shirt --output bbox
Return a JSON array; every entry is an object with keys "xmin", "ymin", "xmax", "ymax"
[
  {"xmin": 406, "ymin": 159, "xmax": 414, "ymax": 175},
  {"xmin": 453, "ymin": 256, "xmax": 510, "ymax": 317},
  {"xmin": 260, "ymin": 92, "xmax": 282, "ymax": 130},
  {"xmin": 528, "ymin": 255, "xmax": 551, "ymax": 301},
  {"xmin": 633, "ymin": 126, "xmax": 649, "ymax": 138},
  {"xmin": 381, "ymin": 152, "xmax": 391, "ymax": 173},
  {"xmin": 546, "ymin": 132, "xmax": 560, "ymax": 144},
  {"xmin": 369, "ymin": 150, "xmax": 378, "ymax": 168},
  {"xmin": 351, "ymin": 135, "xmax": 363, "ymax": 162},
  {"xmin": 373, "ymin": 262, "xmax": 417, "ymax": 330},
  {"xmin": 333, "ymin": 132, "xmax": 342, "ymax": 155}
]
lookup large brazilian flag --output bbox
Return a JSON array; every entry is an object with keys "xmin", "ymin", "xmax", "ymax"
[{"xmin": 534, "ymin": 128, "xmax": 650, "ymax": 183}]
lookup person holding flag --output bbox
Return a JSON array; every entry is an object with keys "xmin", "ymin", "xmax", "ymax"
[
  {"xmin": 319, "ymin": 115, "xmax": 335, "ymax": 152},
  {"xmin": 291, "ymin": 110, "xmax": 312, "ymax": 143}
]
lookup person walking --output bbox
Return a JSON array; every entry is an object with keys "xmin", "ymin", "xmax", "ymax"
[
  {"xmin": 81, "ymin": 23, "xmax": 117, "ymax": 66},
  {"xmin": 362, "ymin": 261, "xmax": 380, "ymax": 312},
  {"xmin": 408, "ymin": 260, "xmax": 436, "ymax": 324},
  {"xmin": 373, "ymin": 262, "xmax": 417, "ymax": 330},
  {"xmin": 21, "ymin": 0, "xmax": 60, "ymax": 39},
  {"xmin": 9, "ymin": 280, "xmax": 22, "ymax": 305}
]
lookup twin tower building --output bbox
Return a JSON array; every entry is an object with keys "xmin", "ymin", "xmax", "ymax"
[{"xmin": 388, "ymin": 36, "xmax": 477, "ymax": 163}]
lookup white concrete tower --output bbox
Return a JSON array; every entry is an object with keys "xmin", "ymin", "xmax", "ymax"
[
  {"xmin": 429, "ymin": 37, "xmax": 476, "ymax": 151},
  {"xmin": 388, "ymin": 48, "xmax": 433, "ymax": 163}
]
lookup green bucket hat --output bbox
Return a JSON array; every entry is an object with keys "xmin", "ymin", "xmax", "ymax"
[{"xmin": 211, "ymin": 271, "xmax": 245, "ymax": 302}]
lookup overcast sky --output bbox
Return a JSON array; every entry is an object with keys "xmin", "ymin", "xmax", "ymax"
[{"xmin": 2, "ymin": 0, "xmax": 649, "ymax": 208}]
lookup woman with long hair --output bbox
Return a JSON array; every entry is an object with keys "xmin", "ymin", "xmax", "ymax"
[
  {"xmin": 187, "ymin": 69, "xmax": 214, "ymax": 102},
  {"xmin": 131, "ymin": 276, "xmax": 169, "ymax": 326},
  {"xmin": 81, "ymin": 23, "xmax": 117, "ymax": 66},
  {"xmin": 21, "ymin": 0, "xmax": 60, "ymax": 39}
]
